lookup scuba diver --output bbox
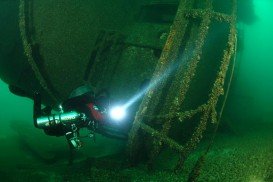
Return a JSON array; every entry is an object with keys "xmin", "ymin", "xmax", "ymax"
[
  {"xmin": 33, "ymin": 85, "xmax": 128, "ymax": 153},
  {"xmin": 10, "ymin": 80, "xmax": 148, "ymax": 164}
]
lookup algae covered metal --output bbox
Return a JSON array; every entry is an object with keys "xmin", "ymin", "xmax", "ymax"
[
  {"xmin": 16, "ymin": 0, "xmax": 175, "ymax": 105},
  {"xmin": 128, "ymin": 0, "xmax": 237, "ymax": 172},
  {"xmin": 0, "ymin": 0, "xmax": 237, "ymax": 176}
]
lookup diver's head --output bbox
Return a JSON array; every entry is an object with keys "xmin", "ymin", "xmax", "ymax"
[{"xmin": 69, "ymin": 84, "xmax": 94, "ymax": 99}]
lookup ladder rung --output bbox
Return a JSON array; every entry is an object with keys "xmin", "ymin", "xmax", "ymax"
[
  {"xmin": 139, "ymin": 122, "xmax": 184, "ymax": 152},
  {"xmin": 185, "ymin": 9, "xmax": 232, "ymax": 23}
]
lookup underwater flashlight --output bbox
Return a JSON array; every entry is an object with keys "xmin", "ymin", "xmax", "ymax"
[
  {"xmin": 35, "ymin": 111, "xmax": 86, "ymax": 129},
  {"xmin": 109, "ymin": 106, "xmax": 126, "ymax": 121}
]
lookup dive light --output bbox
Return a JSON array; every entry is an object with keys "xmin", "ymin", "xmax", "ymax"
[
  {"xmin": 109, "ymin": 106, "xmax": 127, "ymax": 122},
  {"xmin": 35, "ymin": 111, "xmax": 86, "ymax": 129}
]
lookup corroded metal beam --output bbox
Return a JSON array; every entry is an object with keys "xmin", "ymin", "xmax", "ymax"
[
  {"xmin": 128, "ymin": 0, "xmax": 195, "ymax": 162},
  {"xmin": 128, "ymin": 0, "xmax": 238, "ymax": 172}
]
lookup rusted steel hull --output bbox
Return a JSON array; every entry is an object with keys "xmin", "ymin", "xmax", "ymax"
[{"xmin": 0, "ymin": 0, "xmax": 237, "ymax": 171}]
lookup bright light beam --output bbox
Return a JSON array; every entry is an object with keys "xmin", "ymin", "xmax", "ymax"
[
  {"xmin": 123, "ymin": 62, "xmax": 178, "ymax": 110},
  {"xmin": 109, "ymin": 64, "xmax": 176, "ymax": 122},
  {"xmin": 109, "ymin": 105, "xmax": 126, "ymax": 121},
  {"xmin": 109, "ymin": 44, "xmax": 195, "ymax": 122}
]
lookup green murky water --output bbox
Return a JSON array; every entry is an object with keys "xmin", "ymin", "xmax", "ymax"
[{"xmin": 0, "ymin": 0, "xmax": 272, "ymax": 181}]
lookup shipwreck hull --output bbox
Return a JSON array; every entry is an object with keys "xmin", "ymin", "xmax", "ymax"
[
  {"xmin": 0, "ymin": 0, "xmax": 237, "ymax": 174},
  {"xmin": 1, "ymin": 0, "xmax": 177, "ymax": 105}
]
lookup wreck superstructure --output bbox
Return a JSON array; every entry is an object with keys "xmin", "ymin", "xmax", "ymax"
[
  {"xmin": 0, "ymin": 0, "xmax": 237, "ymax": 178},
  {"xmin": 128, "ymin": 0, "xmax": 237, "ymax": 172}
]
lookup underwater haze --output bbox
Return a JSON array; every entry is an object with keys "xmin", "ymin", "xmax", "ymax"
[
  {"xmin": 0, "ymin": 80, "xmax": 126, "ymax": 180},
  {"xmin": 0, "ymin": 0, "xmax": 273, "ymax": 181},
  {"xmin": 226, "ymin": 0, "xmax": 273, "ymax": 132}
]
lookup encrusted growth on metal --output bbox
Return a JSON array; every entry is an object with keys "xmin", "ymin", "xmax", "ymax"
[
  {"xmin": 19, "ymin": 0, "xmax": 59, "ymax": 104},
  {"xmin": 128, "ymin": 0, "xmax": 195, "ymax": 161},
  {"xmin": 128, "ymin": 0, "xmax": 238, "ymax": 171},
  {"xmin": 185, "ymin": 9, "xmax": 233, "ymax": 23}
]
